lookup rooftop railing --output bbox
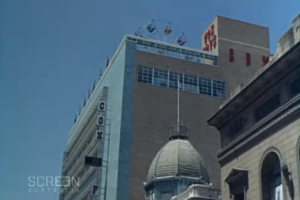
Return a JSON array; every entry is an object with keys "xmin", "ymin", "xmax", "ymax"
[{"xmin": 126, "ymin": 35, "xmax": 219, "ymax": 66}]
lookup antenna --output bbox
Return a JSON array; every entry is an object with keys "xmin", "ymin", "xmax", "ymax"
[
  {"xmin": 169, "ymin": 74, "xmax": 188, "ymax": 140},
  {"xmin": 177, "ymin": 75, "xmax": 180, "ymax": 134}
]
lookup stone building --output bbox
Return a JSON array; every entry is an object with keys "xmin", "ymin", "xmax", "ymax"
[{"xmin": 207, "ymin": 14, "xmax": 300, "ymax": 200}]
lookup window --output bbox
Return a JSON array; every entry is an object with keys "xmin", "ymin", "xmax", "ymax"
[
  {"xmin": 153, "ymin": 68, "xmax": 168, "ymax": 87},
  {"xmin": 212, "ymin": 80, "xmax": 226, "ymax": 98},
  {"xmin": 199, "ymin": 77, "xmax": 212, "ymax": 96},
  {"xmin": 261, "ymin": 152, "xmax": 282, "ymax": 200},
  {"xmin": 137, "ymin": 66, "xmax": 227, "ymax": 98},
  {"xmin": 229, "ymin": 117, "xmax": 247, "ymax": 139},
  {"xmin": 169, "ymin": 71, "xmax": 183, "ymax": 89},
  {"xmin": 184, "ymin": 74, "xmax": 198, "ymax": 93},
  {"xmin": 255, "ymin": 93, "xmax": 280, "ymax": 122},
  {"xmin": 225, "ymin": 169, "xmax": 248, "ymax": 200},
  {"xmin": 290, "ymin": 76, "xmax": 300, "ymax": 98},
  {"xmin": 138, "ymin": 66, "xmax": 153, "ymax": 84},
  {"xmin": 161, "ymin": 191, "xmax": 173, "ymax": 200}
]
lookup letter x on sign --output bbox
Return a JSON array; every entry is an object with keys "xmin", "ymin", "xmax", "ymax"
[{"xmin": 97, "ymin": 131, "xmax": 103, "ymax": 140}]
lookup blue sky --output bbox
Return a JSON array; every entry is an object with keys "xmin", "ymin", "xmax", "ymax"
[{"xmin": 0, "ymin": 0, "xmax": 299, "ymax": 199}]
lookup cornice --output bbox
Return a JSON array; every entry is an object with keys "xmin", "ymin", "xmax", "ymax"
[
  {"xmin": 208, "ymin": 41, "xmax": 300, "ymax": 126},
  {"xmin": 144, "ymin": 176, "xmax": 206, "ymax": 191},
  {"xmin": 217, "ymin": 94, "xmax": 300, "ymax": 163}
]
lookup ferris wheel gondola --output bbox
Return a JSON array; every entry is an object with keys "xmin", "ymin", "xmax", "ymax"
[
  {"xmin": 133, "ymin": 19, "xmax": 189, "ymax": 47},
  {"xmin": 146, "ymin": 21, "xmax": 156, "ymax": 33},
  {"xmin": 176, "ymin": 33, "xmax": 187, "ymax": 46},
  {"xmin": 164, "ymin": 23, "xmax": 172, "ymax": 35}
]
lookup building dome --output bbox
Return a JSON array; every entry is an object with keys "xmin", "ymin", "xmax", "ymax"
[{"xmin": 146, "ymin": 125, "xmax": 210, "ymax": 184}]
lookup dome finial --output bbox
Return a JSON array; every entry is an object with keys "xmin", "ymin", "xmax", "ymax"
[
  {"xmin": 169, "ymin": 74, "xmax": 188, "ymax": 140},
  {"xmin": 169, "ymin": 124, "xmax": 188, "ymax": 140}
]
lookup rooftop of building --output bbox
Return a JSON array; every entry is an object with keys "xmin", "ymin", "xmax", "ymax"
[{"xmin": 207, "ymin": 14, "xmax": 300, "ymax": 127}]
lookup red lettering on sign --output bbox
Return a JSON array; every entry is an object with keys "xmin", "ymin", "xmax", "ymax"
[
  {"xmin": 262, "ymin": 56, "xmax": 269, "ymax": 66},
  {"xmin": 203, "ymin": 24, "xmax": 217, "ymax": 52},
  {"xmin": 246, "ymin": 53, "xmax": 251, "ymax": 66},
  {"xmin": 229, "ymin": 48, "xmax": 234, "ymax": 62}
]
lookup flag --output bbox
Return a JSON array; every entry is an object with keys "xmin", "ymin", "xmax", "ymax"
[
  {"xmin": 99, "ymin": 68, "xmax": 103, "ymax": 80},
  {"xmin": 106, "ymin": 56, "xmax": 109, "ymax": 68},
  {"xmin": 92, "ymin": 80, "xmax": 96, "ymax": 91},
  {"xmin": 74, "ymin": 114, "xmax": 77, "ymax": 123}
]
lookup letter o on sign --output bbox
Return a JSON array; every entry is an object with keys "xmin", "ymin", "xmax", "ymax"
[{"xmin": 97, "ymin": 116, "xmax": 104, "ymax": 125}]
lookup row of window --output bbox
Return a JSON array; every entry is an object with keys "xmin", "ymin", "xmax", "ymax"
[
  {"xmin": 255, "ymin": 75, "xmax": 300, "ymax": 123},
  {"xmin": 137, "ymin": 66, "xmax": 226, "ymax": 98},
  {"xmin": 127, "ymin": 36, "xmax": 219, "ymax": 66},
  {"xmin": 225, "ymin": 74, "xmax": 300, "ymax": 144},
  {"xmin": 63, "ymin": 150, "xmax": 97, "ymax": 198}
]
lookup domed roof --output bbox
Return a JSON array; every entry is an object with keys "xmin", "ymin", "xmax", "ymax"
[{"xmin": 146, "ymin": 125, "xmax": 210, "ymax": 183}]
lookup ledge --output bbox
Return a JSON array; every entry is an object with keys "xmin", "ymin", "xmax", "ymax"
[
  {"xmin": 217, "ymin": 94, "xmax": 300, "ymax": 162},
  {"xmin": 208, "ymin": 41, "xmax": 300, "ymax": 127}
]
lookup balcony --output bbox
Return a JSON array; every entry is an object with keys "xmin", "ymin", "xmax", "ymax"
[{"xmin": 171, "ymin": 185, "xmax": 221, "ymax": 200}]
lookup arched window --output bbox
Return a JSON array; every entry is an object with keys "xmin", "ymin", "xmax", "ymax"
[{"xmin": 261, "ymin": 152, "xmax": 283, "ymax": 200}]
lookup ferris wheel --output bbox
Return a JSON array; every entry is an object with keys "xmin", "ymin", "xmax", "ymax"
[{"xmin": 133, "ymin": 19, "xmax": 189, "ymax": 47}]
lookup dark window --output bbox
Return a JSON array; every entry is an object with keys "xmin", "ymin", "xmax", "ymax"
[
  {"xmin": 169, "ymin": 71, "xmax": 183, "ymax": 89},
  {"xmin": 234, "ymin": 193, "xmax": 244, "ymax": 200},
  {"xmin": 184, "ymin": 74, "xmax": 198, "ymax": 93},
  {"xmin": 138, "ymin": 66, "xmax": 153, "ymax": 84},
  {"xmin": 290, "ymin": 76, "xmax": 300, "ymax": 98},
  {"xmin": 212, "ymin": 80, "xmax": 226, "ymax": 98},
  {"xmin": 229, "ymin": 117, "xmax": 247, "ymax": 139},
  {"xmin": 199, "ymin": 77, "xmax": 212, "ymax": 96},
  {"xmin": 261, "ymin": 152, "xmax": 282, "ymax": 200},
  {"xmin": 153, "ymin": 68, "xmax": 168, "ymax": 87},
  {"xmin": 161, "ymin": 191, "xmax": 173, "ymax": 200},
  {"xmin": 225, "ymin": 169, "xmax": 248, "ymax": 200},
  {"xmin": 255, "ymin": 93, "xmax": 280, "ymax": 122}
]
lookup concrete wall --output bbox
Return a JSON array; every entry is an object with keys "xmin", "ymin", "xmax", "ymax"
[
  {"xmin": 130, "ymin": 52, "xmax": 224, "ymax": 200},
  {"xmin": 217, "ymin": 16, "xmax": 270, "ymax": 49},
  {"xmin": 221, "ymin": 117, "xmax": 300, "ymax": 200},
  {"xmin": 102, "ymin": 40, "xmax": 136, "ymax": 200},
  {"xmin": 216, "ymin": 16, "xmax": 271, "ymax": 94}
]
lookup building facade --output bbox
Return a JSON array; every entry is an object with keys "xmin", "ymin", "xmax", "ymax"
[
  {"xmin": 208, "ymin": 14, "xmax": 300, "ymax": 200},
  {"xmin": 59, "ymin": 16, "xmax": 272, "ymax": 200}
]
